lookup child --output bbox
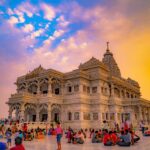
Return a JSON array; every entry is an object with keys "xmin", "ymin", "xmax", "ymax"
[
  {"xmin": 55, "ymin": 122, "xmax": 63, "ymax": 150},
  {"xmin": 5, "ymin": 128, "xmax": 12, "ymax": 147}
]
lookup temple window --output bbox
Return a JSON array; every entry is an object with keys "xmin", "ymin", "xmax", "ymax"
[
  {"xmin": 126, "ymin": 92, "xmax": 130, "ymax": 98},
  {"xmin": 121, "ymin": 90, "xmax": 125, "ymax": 98},
  {"xmin": 52, "ymin": 81, "xmax": 61, "ymax": 95},
  {"xmin": 55, "ymin": 88, "xmax": 60, "ymax": 95},
  {"xmin": 92, "ymin": 87, "xmax": 97, "ymax": 93},
  {"xmin": 68, "ymin": 112, "xmax": 72, "ymax": 121},
  {"xmin": 68, "ymin": 86, "xmax": 72, "ymax": 93},
  {"xmin": 74, "ymin": 112, "xmax": 79, "ymax": 120},
  {"xmin": 28, "ymin": 84, "xmax": 38, "ymax": 94},
  {"xmin": 110, "ymin": 113, "xmax": 115, "ymax": 120},
  {"xmin": 87, "ymin": 87, "xmax": 90, "ymax": 93},
  {"xmin": 83, "ymin": 112, "xmax": 91, "ymax": 120},
  {"xmin": 40, "ymin": 82, "xmax": 48, "ymax": 94},
  {"xmin": 93, "ymin": 113, "xmax": 98, "ymax": 120},
  {"xmin": 131, "ymin": 94, "xmax": 133, "ymax": 98},
  {"xmin": 106, "ymin": 113, "xmax": 109, "ymax": 120}
]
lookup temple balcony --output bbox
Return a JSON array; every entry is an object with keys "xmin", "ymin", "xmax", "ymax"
[{"xmin": 8, "ymin": 91, "xmax": 36, "ymax": 103}]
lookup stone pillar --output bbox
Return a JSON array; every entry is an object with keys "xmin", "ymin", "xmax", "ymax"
[
  {"xmin": 48, "ymin": 81, "xmax": 52, "ymax": 95},
  {"xmin": 138, "ymin": 106, "xmax": 143, "ymax": 121},
  {"xmin": 107, "ymin": 113, "xmax": 110, "ymax": 121},
  {"xmin": 148, "ymin": 108, "xmax": 150, "ymax": 124},
  {"xmin": 20, "ymin": 103, "xmax": 25, "ymax": 122},
  {"xmin": 8, "ymin": 105, "xmax": 12, "ymax": 120},
  {"xmin": 36, "ymin": 105, "xmax": 40, "ymax": 122},
  {"xmin": 80, "ymin": 112, "xmax": 83, "ymax": 121},
  {"xmin": 47, "ymin": 103, "xmax": 51, "ymax": 122},
  {"xmin": 79, "ymin": 84, "xmax": 83, "ymax": 93},
  {"xmin": 114, "ymin": 112, "xmax": 118, "ymax": 123},
  {"xmin": 90, "ymin": 112, "xmax": 93, "ymax": 121},
  {"xmin": 90, "ymin": 87, "xmax": 92, "ymax": 94},
  {"xmin": 61, "ymin": 82, "xmax": 64, "ymax": 95},
  {"xmin": 98, "ymin": 112, "xmax": 103, "ymax": 123},
  {"xmin": 119, "ymin": 89, "xmax": 122, "ymax": 98},
  {"xmin": 37, "ymin": 84, "xmax": 40, "ymax": 94},
  {"xmin": 124, "ymin": 89, "xmax": 126, "ymax": 98}
]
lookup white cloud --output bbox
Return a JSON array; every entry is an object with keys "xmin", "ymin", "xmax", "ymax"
[
  {"xmin": 14, "ymin": 9, "xmax": 24, "ymax": 16},
  {"xmin": 41, "ymin": 3, "xmax": 56, "ymax": 21},
  {"xmin": 7, "ymin": 8, "xmax": 14, "ymax": 15},
  {"xmin": 22, "ymin": 24, "xmax": 34, "ymax": 33},
  {"xmin": 53, "ymin": 29, "xmax": 65, "ymax": 38},
  {"xmin": 17, "ymin": 2, "xmax": 37, "ymax": 17},
  {"xmin": 18, "ymin": 15, "xmax": 25, "ymax": 23},
  {"xmin": 8, "ymin": 16, "xmax": 19, "ymax": 25},
  {"xmin": 30, "ymin": 29, "xmax": 44, "ymax": 39},
  {"xmin": 57, "ymin": 15, "xmax": 69, "ymax": 28}
]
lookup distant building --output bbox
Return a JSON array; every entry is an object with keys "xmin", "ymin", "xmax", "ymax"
[{"xmin": 7, "ymin": 43, "xmax": 150, "ymax": 129}]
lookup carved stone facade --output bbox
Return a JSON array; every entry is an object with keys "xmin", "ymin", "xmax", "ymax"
[{"xmin": 7, "ymin": 45, "xmax": 150, "ymax": 129}]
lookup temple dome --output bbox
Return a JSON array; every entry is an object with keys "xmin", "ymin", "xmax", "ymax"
[{"xmin": 102, "ymin": 42, "xmax": 121, "ymax": 77}]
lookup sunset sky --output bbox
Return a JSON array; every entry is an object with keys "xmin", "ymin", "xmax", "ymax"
[{"xmin": 0, "ymin": 0, "xmax": 150, "ymax": 118}]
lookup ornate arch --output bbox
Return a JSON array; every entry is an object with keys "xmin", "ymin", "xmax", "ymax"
[
  {"xmin": 39, "ymin": 104, "xmax": 48, "ymax": 112},
  {"xmin": 10, "ymin": 103, "xmax": 21, "ymax": 112},
  {"xmin": 24, "ymin": 103, "xmax": 36, "ymax": 110},
  {"xmin": 51, "ymin": 104, "xmax": 61, "ymax": 122},
  {"xmin": 51, "ymin": 78, "xmax": 61, "ymax": 95}
]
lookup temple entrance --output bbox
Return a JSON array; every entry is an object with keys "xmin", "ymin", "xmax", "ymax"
[
  {"xmin": 39, "ymin": 108, "xmax": 48, "ymax": 122},
  {"xmin": 54, "ymin": 113, "xmax": 59, "ymax": 122},
  {"xmin": 33, "ymin": 115, "xmax": 36, "ymax": 122},
  {"xmin": 51, "ymin": 108, "xmax": 60, "ymax": 123},
  {"xmin": 42, "ymin": 114, "xmax": 48, "ymax": 122},
  {"xmin": 25, "ymin": 108, "xmax": 36, "ymax": 122}
]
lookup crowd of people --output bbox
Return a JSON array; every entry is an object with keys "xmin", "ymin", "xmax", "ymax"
[
  {"xmin": 65, "ymin": 121, "xmax": 141, "ymax": 147},
  {"xmin": 0, "ymin": 119, "xmax": 150, "ymax": 150}
]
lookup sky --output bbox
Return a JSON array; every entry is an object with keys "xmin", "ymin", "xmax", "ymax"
[{"xmin": 0, "ymin": 0, "xmax": 150, "ymax": 118}]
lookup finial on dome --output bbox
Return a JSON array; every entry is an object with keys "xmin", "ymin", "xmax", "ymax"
[{"xmin": 106, "ymin": 41, "xmax": 109, "ymax": 51}]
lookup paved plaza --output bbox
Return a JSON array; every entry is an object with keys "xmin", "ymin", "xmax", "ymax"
[{"xmin": 1, "ymin": 133, "xmax": 150, "ymax": 150}]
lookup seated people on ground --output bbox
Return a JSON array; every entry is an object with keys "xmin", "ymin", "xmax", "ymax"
[
  {"xmin": 103, "ymin": 130, "xmax": 113, "ymax": 146},
  {"xmin": 37, "ymin": 129, "xmax": 44, "ymax": 139},
  {"xmin": 117, "ymin": 130, "xmax": 131, "ymax": 146},
  {"xmin": 74, "ymin": 131, "xmax": 84, "ymax": 144},
  {"xmin": 25, "ymin": 132, "xmax": 33, "ymax": 141},
  {"xmin": 92, "ymin": 131, "xmax": 102, "ymax": 143},
  {"xmin": 110, "ymin": 131, "xmax": 118, "ymax": 145},
  {"xmin": 143, "ymin": 130, "xmax": 150, "ymax": 136}
]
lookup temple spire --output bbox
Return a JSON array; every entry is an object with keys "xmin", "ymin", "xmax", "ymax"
[{"xmin": 106, "ymin": 41, "xmax": 110, "ymax": 51}]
